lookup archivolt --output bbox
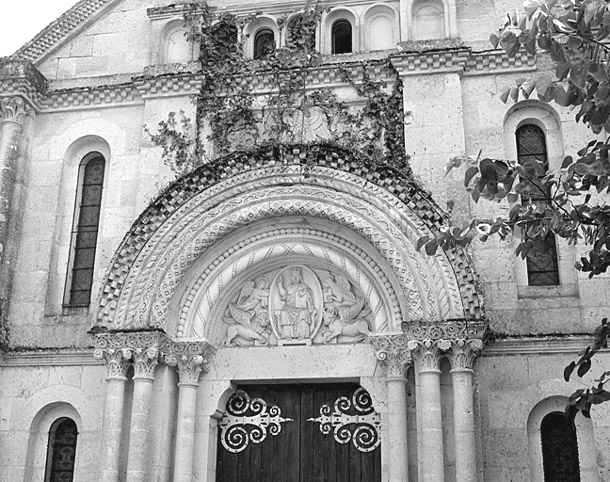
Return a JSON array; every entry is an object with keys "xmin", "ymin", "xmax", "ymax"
[{"xmin": 96, "ymin": 145, "xmax": 482, "ymax": 330}]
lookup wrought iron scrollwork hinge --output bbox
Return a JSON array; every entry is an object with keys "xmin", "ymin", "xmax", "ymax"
[
  {"xmin": 307, "ymin": 387, "xmax": 381, "ymax": 452},
  {"xmin": 219, "ymin": 391, "xmax": 293, "ymax": 453}
]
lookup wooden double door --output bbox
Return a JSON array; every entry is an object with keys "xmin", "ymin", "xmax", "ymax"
[{"xmin": 216, "ymin": 383, "xmax": 382, "ymax": 482}]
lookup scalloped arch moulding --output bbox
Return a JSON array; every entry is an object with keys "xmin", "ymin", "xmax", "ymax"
[{"xmin": 96, "ymin": 145, "xmax": 482, "ymax": 342}]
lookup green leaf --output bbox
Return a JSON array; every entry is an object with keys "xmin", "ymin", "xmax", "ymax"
[
  {"xmin": 490, "ymin": 33, "xmax": 500, "ymax": 49},
  {"xmin": 564, "ymin": 361, "xmax": 576, "ymax": 381},
  {"xmin": 464, "ymin": 166, "xmax": 479, "ymax": 187},
  {"xmin": 416, "ymin": 236, "xmax": 430, "ymax": 252},
  {"xmin": 425, "ymin": 240, "xmax": 439, "ymax": 256},
  {"xmin": 577, "ymin": 359, "xmax": 592, "ymax": 377}
]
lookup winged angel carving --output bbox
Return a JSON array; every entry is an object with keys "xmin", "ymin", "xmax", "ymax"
[
  {"xmin": 321, "ymin": 273, "xmax": 371, "ymax": 343},
  {"xmin": 222, "ymin": 268, "xmax": 372, "ymax": 346},
  {"xmin": 223, "ymin": 279, "xmax": 271, "ymax": 346}
]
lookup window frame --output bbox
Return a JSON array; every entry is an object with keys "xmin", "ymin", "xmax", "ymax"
[
  {"xmin": 44, "ymin": 417, "xmax": 79, "ymax": 482},
  {"xmin": 331, "ymin": 19, "xmax": 353, "ymax": 54},
  {"xmin": 63, "ymin": 152, "xmax": 105, "ymax": 309}
]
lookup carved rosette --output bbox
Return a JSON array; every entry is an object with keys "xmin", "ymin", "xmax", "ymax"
[
  {"xmin": 448, "ymin": 338, "xmax": 484, "ymax": 372},
  {"xmin": 370, "ymin": 333, "xmax": 411, "ymax": 379},
  {"xmin": 0, "ymin": 97, "xmax": 33, "ymax": 126},
  {"xmin": 163, "ymin": 340, "xmax": 216, "ymax": 385}
]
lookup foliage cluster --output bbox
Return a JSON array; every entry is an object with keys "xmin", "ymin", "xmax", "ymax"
[
  {"xmin": 146, "ymin": 1, "xmax": 410, "ymax": 176},
  {"xmin": 417, "ymin": 0, "xmax": 610, "ymax": 419}
]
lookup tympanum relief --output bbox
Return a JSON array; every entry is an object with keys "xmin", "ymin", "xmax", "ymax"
[{"xmin": 222, "ymin": 265, "xmax": 372, "ymax": 347}]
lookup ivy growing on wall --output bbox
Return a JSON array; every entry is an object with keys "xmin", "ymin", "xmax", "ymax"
[{"xmin": 147, "ymin": 1, "xmax": 411, "ymax": 177}]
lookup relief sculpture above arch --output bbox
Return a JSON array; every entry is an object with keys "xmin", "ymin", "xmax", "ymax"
[{"xmin": 222, "ymin": 265, "xmax": 372, "ymax": 347}]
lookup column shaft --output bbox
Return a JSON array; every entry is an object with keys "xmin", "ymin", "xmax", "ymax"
[
  {"xmin": 419, "ymin": 370, "xmax": 444, "ymax": 482},
  {"xmin": 126, "ymin": 378, "xmax": 155, "ymax": 482},
  {"xmin": 387, "ymin": 378, "xmax": 409, "ymax": 482},
  {"xmin": 452, "ymin": 369, "xmax": 476, "ymax": 482},
  {"xmin": 100, "ymin": 378, "xmax": 127, "ymax": 482},
  {"xmin": 173, "ymin": 383, "xmax": 198, "ymax": 482}
]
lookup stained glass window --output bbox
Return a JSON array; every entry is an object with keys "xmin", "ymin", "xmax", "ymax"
[
  {"xmin": 332, "ymin": 20, "xmax": 352, "ymax": 54},
  {"xmin": 65, "ymin": 153, "xmax": 105, "ymax": 307},
  {"xmin": 44, "ymin": 418, "xmax": 78, "ymax": 482},
  {"xmin": 541, "ymin": 412, "xmax": 581, "ymax": 482},
  {"xmin": 516, "ymin": 124, "xmax": 560, "ymax": 286}
]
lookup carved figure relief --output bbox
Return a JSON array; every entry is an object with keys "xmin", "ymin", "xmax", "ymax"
[
  {"xmin": 270, "ymin": 266, "xmax": 322, "ymax": 345},
  {"xmin": 221, "ymin": 265, "xmax": 372, "ymax": 347}
]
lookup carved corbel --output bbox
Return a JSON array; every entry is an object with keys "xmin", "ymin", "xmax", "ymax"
[
  {"xmin": 370, "ymin": 334, "xmax": 411, "ymax": 379},
  {"xmin": 407, "ymin": 339, "xmax": 452, "ymax": 374},
  {"xmin": 448, "ymin": 338, "xmax": 484, "ymax": 372},
  {"xmin": 163, "ymin": 340, "xmax": 216, "ymax": 386},
  {"xmin": 0, "ymin": 97, "xmax": 33, "ymax": 126}
]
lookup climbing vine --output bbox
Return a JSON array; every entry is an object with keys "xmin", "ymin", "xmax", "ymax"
[{"xmin": 146, "ymin": 1, "xmax": 411, "ymax": 177}]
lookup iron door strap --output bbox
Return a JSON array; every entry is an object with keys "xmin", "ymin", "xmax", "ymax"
[
  {"xmin": 307, "ymin": 387, "xmax": 381, "ymax": 452},
  {"xmin": 218, "ymin": 390, "xmax": 293, "ymax": 453}
]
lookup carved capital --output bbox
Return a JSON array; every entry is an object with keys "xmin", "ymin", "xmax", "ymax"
[
  {"xmin": 163, "ymin": 340, "xmax": 216, "ymax": 385},
  {"xmin": 407, "ymin": 339, "xmax": 452, "ymax": 373},
  {"xmin": 132, "ymin": 346, "xmax": 159, "ymax": 380},
  {"xmin": 370, "ymin": 334, "xmax": 411, "ymax": 379},
  {"xmin": 448, "ymin": 338, "xmax": 483, "ymax": 372},
  {"xmin": 0, "ymin": 97, "xmax": 33, "ymax": 125},
  {"xmin": 92, "ymin": 329, "xmax": 167, "ymax": 381},
  {"xmin": 93, "ymin": 347, "xmax": 131, "ymax": 380}
]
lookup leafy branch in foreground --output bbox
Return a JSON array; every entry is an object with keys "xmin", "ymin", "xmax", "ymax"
[{"xmin": 419, "ymin": 0, "xmax": 610, "ymax": 419}]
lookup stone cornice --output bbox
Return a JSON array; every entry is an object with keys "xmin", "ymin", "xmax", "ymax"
[
  {"xmin": 0, "ymin": 349, "xmax": 104, "ymax": 367},
  {"xmin": 482, "ymin": 335, "xmax": 599, "ymax": 356},
  {"xmin": 1, "ymin": 49, "xmax": 537, "ymax": 114}
]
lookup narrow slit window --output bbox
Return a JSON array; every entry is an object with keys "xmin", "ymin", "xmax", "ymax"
[
  {"xmin": 254, "ymin": 28, "xmax": 274, "ymax": 59},
  {"xmin": 44, "ymin": 418, "xmax": 78, "ymax": 482},
  {"xmin": 65, "ymin": 153, "xmax": 105, "ymax": 307},
  {"xmin": 332, "ymin": 20, "xmax": 352, "ymax": 54},
  {"xmin": 516, "ymin": 124, "xmax": 560, "ymax": 286}
]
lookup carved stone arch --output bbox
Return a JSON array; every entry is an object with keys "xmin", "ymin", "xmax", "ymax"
[{"xmin": 96, "ymin": 145, "xmax": 482, "ymax": 335}]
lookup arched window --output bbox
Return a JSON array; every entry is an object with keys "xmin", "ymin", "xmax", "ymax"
[
  {"xmin": 332, "ymin": 20, "xmax": 352, "ymax": 54},
  {"xmin": 516, "ymin": 124, "xmax": 560, "ymax": 286},
  {"xmin": 65, "ymin": 153, "xmax": 105, "ymax": 307},
  {"xmin": 541, "ymin": 412, "xmax": 581, "ymax": 481},
  {"xmin": 253, "ymin": 28, "xmax": 274, "ymax": 59},
  {"xmin": 412, "ymin": 1, "xmax": 446, "ymax": 40},
  {"xmin": 165, "ymin": 28, "xmax": 191, "ymax": 64},
  {"xmin": 286, "ymin": 14, "xmax": 316, "ymax": 51},
  {"xmin": 44, "ymin": 418, "xmax": 78, "ymax": 482}
]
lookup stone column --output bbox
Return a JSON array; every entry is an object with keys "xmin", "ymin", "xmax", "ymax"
[
  {"xmin": 164, "ymin": 341, "xmax": 215, "ymax": 482},
  {"xmin": 408, "ymin": 338, "xmax": 451, "ymax": 482},
  {"xmin": 371, "ymin": 334, "xmax": 411, "ymax": 482},
  {"xmin": 449, "ymin": 338, "xmax": 483, "ymax": 482},
  {"xmin": 126, "ymin": 346, "xmax": 159, "ymax": 482},
  {"xmin": 94, "ymin": 346, "xmax": 131, "ymax": 482},
  {"xmin": 0, "ymin": 97, "xmax": 32, "ymax": 344}
]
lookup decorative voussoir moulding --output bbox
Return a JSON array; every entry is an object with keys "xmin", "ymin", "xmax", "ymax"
[
  {"xmin": 0, "ymin": 96, "xmax": 33, "ymax": 125},
  {"xmin": 370, "ymin": 333, "xmax": 411, "ymax": 379},
  {"xmin": 162, "ymin": 339, "xmax": 216, "ymax": 385},
  {"xmin": 97, "ymin": 145, "xmax": 483, "ymax": 330},
  {"xmin": 307, "ymin": 387, "xmax": 381, "ymax": 452},
  {"xmin": 219, "ymin": 391, "xmax": 293, "ymax": 453},
  {"xmin": 449, "ymin": 338, "xmax": 484, "ymax": 371}
]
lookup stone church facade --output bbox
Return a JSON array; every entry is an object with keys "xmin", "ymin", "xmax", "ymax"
[{"xmin": 0, "ymin": 0, "xmax": 608, "ymax": 481}]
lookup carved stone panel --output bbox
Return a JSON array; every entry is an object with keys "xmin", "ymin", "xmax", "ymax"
[{"xmin": 221, "ymin": 265, "xmax": 373, "ymax": 347}]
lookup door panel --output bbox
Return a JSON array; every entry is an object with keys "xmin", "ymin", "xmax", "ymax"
[{"xmin": 216, "ymin": 383, "xmax": 381, "ymax": 482}]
